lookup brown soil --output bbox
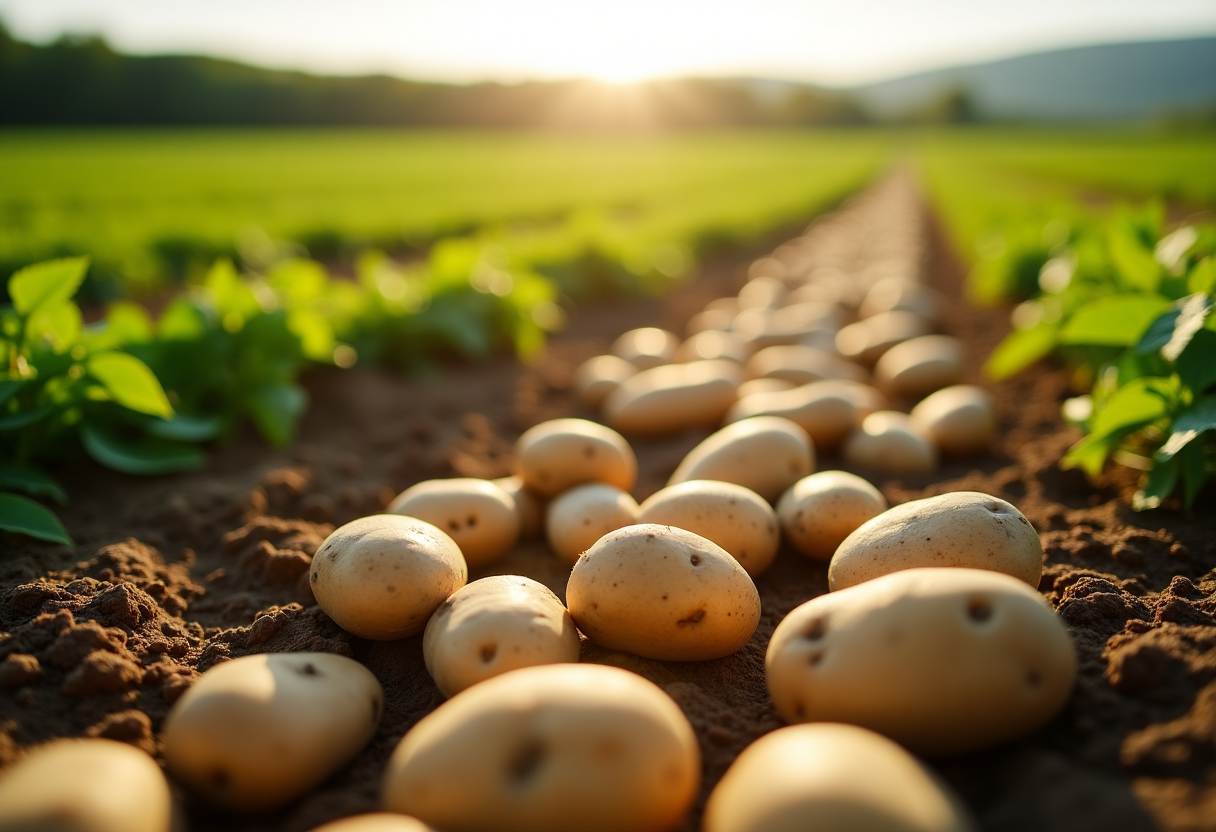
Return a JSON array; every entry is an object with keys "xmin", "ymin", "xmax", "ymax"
[{"xmin": 2, "ymin": 175, "xmax": 1214, "ymax": 832}]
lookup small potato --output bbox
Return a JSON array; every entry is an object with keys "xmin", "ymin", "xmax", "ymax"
[
  {"xmin": 164, "ymin": 652, "xmax": 384, "ymax": 812},
  {"xmin": 828, "ymin": 491, "xmax": 1043, "ymax": 591},
  {"xmin": 746, "ymin": 344, "xmax": 867, "ymax": 386},
  {"xmin": 310, "ymin": 815, "xmax": 438, "ymax": 832},
  {"xmin": 836, "ymin": 311, "xmax": 932, "ymax": 365},
  {"xmin": 703, "ymin": 723, "xmax": 974, "ymax": 832},
  {"xmin": 423, "ymin": 575, "xmax": 580, "ymax": 698},
  {"xmin": 687, "ymin": 308, "xmax": 734, "ymax": 335},
  {"xmin": 382, "ymin": 664, "xmax": 700, "ymax": 832},
  {"xmin": 874, "ymin": 335, "xmax": 966, "ymax": 399},
  {"xmin": 736, "ymin": 377, "xmax": 796, "ymax": 399},
  {"xmin": 726, "ymin": 381, "xmax": 859, "ymax": 450},
  {"xmin": 669, "ymin": 415, "xmax": 814, "ymax": 502},
  {"xmin": 566, "ymin": 524, "xmax": 761, "ymax": 661},
  {"xmin": 673, "ymin": 330, "xmax": 752, "ymax": 364},
  {"xmin": 0, "ymin": 738, "xmax": 173, "ymax": 832},
  {"xmin": 859, "ymin": 277, "xmax": 944, "ymax": 323},
  {"xmin": 493, "ymin": 475, "xmax": 546, "ymax": 540},
  {"xmin": 766, "ymin": 567, "xmax": 1076, "ymax": 755},
  {"xmin": 733, "ymin": 302, "xmax": 841, "ymax": 349},
  {"xmin": 841, "ymin": 411, "xmax": 937, "ymax": 475},
  {"xmin": 748, "ymin": 257, "xmax": 788, "ymax": 282},
  {"xmin": 312, "ymin": 514, "xmax": 467, "ymax": 639},
  {"xmin": 910, "ymin": 385, "xmax": 996, "ymax": 456},
  {"xmin": 738, "ymin": 274, "xmax": 786, "ymax": 308},
  {"xmin": 638, "ymin": 480, "xmax": 779, "ymax": 576},
  {"xmin": 388, "ymin": 478, "xmax": 519, "ymax": 568},
  {"xmin": 574, "ymin": 355, "xmax": 636, "ymax": 408},
  {"xmin": 603, "ymin": 359, "xmax": 743, "ymax": 435},
  {"xmin": 777, "ymin": 471, "xmax": 888, "ymax": 561},
  {"xmin": 515, "ymin": 418, "xmax": 637, "ymax": 497},
  {"xmin": 546, "ymin": 483, "xmax": 640, "ymax": 563},
  {"xmin": 610, "ymin": 327, "xmax": 679, "ymax": 370}
]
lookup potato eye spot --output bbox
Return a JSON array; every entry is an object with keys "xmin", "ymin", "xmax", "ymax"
[
  {"xmin": 479, "ymin": 643, "xmax": 498, "ymax": 664},
  {"xmin": 677, "ymin": 609, "xmax": 706, "ymax": 627},
  {"xmin": 807, "ymin": 651, "xmax": 824, "ymax": 667},
  {"xmin": 466, "ymin": 515, "xmax": 477, "ymax": 528},
  {"xmin": 967, "ymin": 597, "xmax": 993, "ymax": 623},
  {"xmin": 297, "ymin": 662, "xmax": 321, "ymax": 677},
  {"xmin": 448, "ymin": 519, "xmax": 461, "ymax": 532},
  {"xmin": 507, "ymin": 740, "xmax": 547, "ymax": 785},
  {"xmin": 583, "ymin": 446, "xmax": 596, "ymax": 458},
  {"xmin": 689, "ymin": 554, "xmax": 702, "ymax": 567},
  {"xmin": 310, "ymin": 571, "xmax": 319, "ymax": 583},
  {"xmin": 793, "ymin": 703, "xmax": 807, "ymax": 720},
  {"xmin": 803, "ymin": 617, "xmax": 826, "ymax": 641}
]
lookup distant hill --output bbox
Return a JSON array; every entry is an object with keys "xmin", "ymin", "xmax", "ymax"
[{"xmin": 850, "ymin": 37, "xmax": 1216, "ymax": 122}]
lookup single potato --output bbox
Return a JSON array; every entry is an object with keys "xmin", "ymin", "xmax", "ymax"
[
  {"xmin": 836, "ymin": 311, "xmax": 932, "ymax": 365},
  {"xmin": 566, "ymin": 524, "xmax": 761, "ymax": 661},
  {"xmin": 309, "ymin": 815, "xmax": 438, "ymax": 832},
  {"xmin": 909, "ymin": 385, "xmax": 997, "ymax": 456},
  {"xmin": 514, "ymin": 418, "xmax": 637, "ymax": 497},
  {"xmin": 0, "ymin": 738, "xmax": 173, "ymax": 832},
  {"xmin": 423, "ymin": 575, "xmax": 580, "ymax": 697},
  {"xmin": 387, "ymin": 478, "xmax": 519, "ymax": 568},
  {"xmin": 841, "ymin": 411, "xmax": 938, "ymax": 474},
  {"xmin": 163, "ymin": 652, "xmax": 384, "ymax": 812},
  {"xmin": 766, "ymin": 567, "xmax": 1077, "ymax": 755},
  {"xmin": 777, "ymin": 471, "xmax": 888, "ymax": 561},
  {"xmin": 704, "ymin": 723, "xmax": 974, "ymax": 832},
  {"xmin": 828, "ymin": 491, "xmax": 1043, "ymax": 591},
  {"xmin": 603, "ymin": 359, "xmax": 743, "ymax": 435},
  {"xmin": 311, "ymin": 514, "xmax": 467, "ymax": 639},
  {"xmin": 668, "ymin": 415, "xmax": 814, "ymax": 502},
  {"xmin": 382, "ymin": 663, "xmax": 700, "ymax": 832},
  {"xmin": 874, "ymin": 335, "xmax": 966, "ymax": 399},
  {"xmin": 545, "ymin": 482, "xmax": 640, "ymax": 563},
  {"xmin": 673, "ymin": 329, "xmax": 753, "ymax": 364},
  {"xmin": 727, "ymin": 381, "xmax": 859, "ymax": 450},
  {"xmin": 610, "ymin": 327, "xmax": 679, "ymax": 370},
  {"xmin": 638, "ymin": 480, "xmax": 779, "ymax": 577},
  {"xmin": 573, "ymin": 355, "xmax": 637, "ymax": 408}
]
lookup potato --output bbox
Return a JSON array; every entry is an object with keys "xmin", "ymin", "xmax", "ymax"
[
  {"xmin": 748, "ymin": 256, "xmax": 788, "ymax": 282},
  {"xmin": 841, "ymin": 411, "xmax": 937, "ymax": 474},
  {"xmin": 833, "ymin": 379, "xmax": 889, "ymax": 418},
  {"xmin": 310, "ymin": 815, "xmax": 438, "ymax": 832},
  {"xmin": 726, "ymin": 381, "xmax": 859, "ymax": 450},
  {"xmin": 859, "ymin": 277, "xmax": 944, "ymax": 323},
  {"xmin": 545, "ymin": 482, "xmax": 640, "ymax": 563},
  {"xmin": 514, "ymin": 418, "xmax": 637, "ymax": 497},
  {"xmin": 566, "ymin": 524, "xmax": 761, "ymax": 661},
  {"xmin": 0, "ymin": 738, "xmax": 173, "ymax": 832},
  {"xmin": 387, "ymin": 478, "xmax": 519, "ymax": 568},
  {"xmin": 736, "ymin": 377, "xmax": 796, "ymax": 399},
  {"xmin": 703, "ymin": 723, "xmax": 974, "ymax": 832},
  {"xmin": 603, "ymin": 359, "xmax": 743, "ymax": 435},
  {"xmin": 423, "ymin": 575, "xmax": 580, "ymax": 697},
  {"xmin": 737, "ymin": 274, "xmax": 786, "ymax": 308},
  {"xmin": 312, "ymin": 514, "xmax": 467, "ymax": 639},
  {"xmin": 874, "ymin": 335, "xmax": 966, "ymax": 399},
  {"xmin": 745, "ymin": 344, "xmax": 867, "ymax": 386},
  {"xmin": 836, "ymin": 311, "xmax": 932, "ymax": 365},
  {"xmin": 573, "ymin": 355, "xmax": 636, "ymax": 408},
  {"xmin": 687, "ymin": 308, "xmax": 734, "ymax": 335},
  {"xmin": 909, "ymin": 385, "xmax": 996, "ymax": 456},
  {"xmin": 163, "ymin": 652, "xmax": 383, "ymax": 812},
  {"xmin": 610, "ymin": 327, "xmax": 679, "ymax": 370},
  {"xmin": 733, "ymin": 302, "xmax": 841, "ymax": 349},
  {"xmin": 673, "ymin": 330, "xmax": 752, "ymax": 364},
  {"xmin": 765, "ymin": 567, "xmax": 1077, "ymax": 755},
  {"xmin": 382, "ymin": 664, "xmax": 700, "ymax": 832},
  {"xmin": 638, "ymin": 480, "xmax": 779, "ymax": 577},
  {"xmin": 493, "ymin": 475, "xmax": 546, "ymax": 539},
  {"xmin": 777, "ymin": 471, "xmax": 888, "ymax": 561},
  {"xmin": 668, "ymin": 415, "xmax": 814, "ymax": 502},
  {"xmin": 828, "ymin": 491, "xmax": 1043, "ymax": 591}
]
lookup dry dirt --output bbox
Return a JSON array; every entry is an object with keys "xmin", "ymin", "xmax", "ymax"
[{"xmin": 2, "ymin": 175, "xmax": 1214, "ymax": 832}]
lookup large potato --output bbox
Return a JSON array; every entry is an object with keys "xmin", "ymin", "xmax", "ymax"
[
  {"xmin": 312, "ymin": 514, "xmax": 467, "ymax": 640},
  {"xmin": 766, "ymin": 567, "xmax": 1076, "ymax": 755},
  {"xmin": 387, "ymin": 478, "xmax": 519, "ymax": 568},
  {"xmin": 163, "ymin": 652, "xmax": 383, "ymax": 812},
  {"xmin": 382, "ymin": 664, "xmax": 700, "ymax": 832},
  {"xmin": 0, "ymin": 738, "xmax": 173, "ymax": 832},
  {"xmin": 776, "ymin": 471, "xmax": 888, "ymax": 561},
  {"xmin": 545, "ymin": 482, "xmax": 640, "ymax": 563},
  {"xmin": 423, "ymin": 575, "xmax": 580, "ymax": 697},
  {"xmin": 603, "ymin": 359, "xmax": 743, "ymax": 435},
  {"xmin": 668, "ymin": 415, "xmax": 814, "ymax": 502},
  {"xmin": 566, "ymin": 524, "xmax": 761, "ymax": 661},
  {"xmin": 703, "ymin": 723, "xmax": 974, "ymax": 832},
  {"xmin": 828, "ymin": 491, "xmax": 1043, "ymax": 591},
  {"xmin": 514, "ymin": 418, "xmax": 637, "ymax": 497}
]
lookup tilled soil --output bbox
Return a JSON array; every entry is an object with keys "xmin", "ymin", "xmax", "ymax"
[{"xmin": 2, "ymin": 175, "xmax": 1214, "ymax": 832}]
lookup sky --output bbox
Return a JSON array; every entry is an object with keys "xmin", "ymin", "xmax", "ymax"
[{"xmin": 1, "ymin": 0, "xmax": 1214, "ymax": 87}]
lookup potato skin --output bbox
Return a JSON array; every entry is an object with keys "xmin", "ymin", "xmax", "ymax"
[
  {"xmin": 309, "ymin": 815, "xmax": 438, "ymax": 832},
  {"xmin": 841, "ymin": 411, "xmax": 938, "ymax": 474},
  {"xmin": 381, "ymin": 664, "xmax": 700, "ymax": 832},
  {"xmin": 566, "ymin": 524, "xmax": 761, "ymax": 661},
  {"xmin": 669, "ymin": 416, "xmax": 814, "ymax": 502},
  {"xmin": 874, "ymin": 335, "xmax": 966, "ymax": 399},
  {"xmin": 311, "ymin": 514, "xmax": 467, "ymax": 640},
  {"xmin": 545, "ymin": 482, "xmax": 639, "ymax": 563},
  {"xmin": 727, "ymin": 381, "xmax": 859, "ymax": 451},
  {"xmin": 766, "ymin": 568, "xmax": 1076, "ymax": 755},
  {"xmin": 514, "ymin": 418, "xmax": 637, "ymax": 497},
  {"xmin": 777, "ymin": 471, "xmax": 888, "ymax": 561},
  {"xmin": 909, "ymin": 385, "xmax": 996, "ymax": 456},
  {"xmin": 828, "ymin": 491, "xmax": 1043, "ymax": 591},
  {"xmin": 387, "ymin": 478, "xmax": 519, "ymax": 568},
  {"xmin": 603, "ymin": 359, "xmax": 743, "ymax": 436}
]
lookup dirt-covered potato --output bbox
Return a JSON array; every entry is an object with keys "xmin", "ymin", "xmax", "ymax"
[
  {"xmin": 874, "ymin": 335, "xmax": 966, "ymax": 399},
  {"xmin": 573, "ymin": 355, "xmax": 637, "ymax": 408},
  {"xmin": 603, "ymin": 359, "xmax": 743, "ymax": 435},
  {"xmin": 841, "ymin": 411, "xmax": 938, "ymax": 474},
  {"xmin": 545, "ymin": 482, "xmax": 640, "ymax": 563},
  {"xmin": 163, "ymin": 652, "xmax": 383, "ymax": 812},
  {"xmin": 610, "ymin": 327, "xmax": 679, "ymax": 370},
  {"xmin": 745, "ymin": 344, "xmax": 868, "ymax": 386},
  {"xmin": 514, "ymin": 418, "xmax": 637, "ymax": 497},
  {"xmin": 309, "ymin": 815, "xmax": 438, "ymax": 832},
  {"xmin": 776, "ymin": 471, "xmax": 888, "ymax": 561},
  {"xmin": 703, "ymin": 723, "xmax": 974, "ymax": 832},
  {"xmin": 566, "ymin": 524, "xmax": 761, "ymax": 661},
  {"xmin": 387, "ymin": 478, "xmax": 519, "ymax": 568},
  {"xmin": 638, "ymin": 480, "xmax": 779, "ymax": 577},
  {"xmin": 381, "ymin": 664, "xmax": 700, "ymax": 832},
  {"xmin": 766, "ymin": 567, "xmax": 1076, "ymax": 755},
  {"xmin": 727, "ymin": 381, "xmax": 859, "ymax": 450},
  {"xmin": 0, "ymin": 738, "xmax": 173, "ymax": 832},
  {"xmin": 423, "ymin": 575, "xmax": 580, "ymax": 697},
  {"xmin": 909, "ymin": 385, "xmax": 996, "ymax": 456},
  {"xmin": 492, "ymin": 475, "xmax": 546, "ymax": 539},
  {"xmin": 669, "ymin": 415, "xmax": 814, "ymax": 502},
  {"xmin": 828, "ymin": 491, "xmax": 1043, "ymax": 591},
  {"xmin": 311, "ymin": 514, "xmax": 467, "ymax": 639}
]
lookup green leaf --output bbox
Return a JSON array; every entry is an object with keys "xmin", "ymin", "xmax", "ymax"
[
  {"xmin": 1133, "ymin": 457, "xmax": 1178, "ymax": 511},
  {"xmin": 0, "ymin": 464, "xmax": 67, "ymax": 504},
  {"xmin": 26, "ymin": 299, "xmax": 83, "ymax": 353},
  {"xmin": 146, "ymin": 412, "xmax": 224, "ymax": 442},
  {"xmin": 80, "ymin": 423, "xmax": 206, "ymax": 475},
  {"xmin": 1177, "ymin": 440, "xmax": 1209, "ymax": 508},
  {"xmin": 1188, "ymin": 258, "xmax": 1216, "ymax": 294},
  {"xmin": 87, "ymin": 301, "xmax": 153, "ymax": 349},
  {"xmin": 0, "ymin": 402, "xmax": 55, "ymax": 431},
  {"xmin": 1177, "ymin": 329, "xmax": 1216, "ymax": 393},
  {"xmin": 985, "ymin": 323, "xmax": 1058, "ymax": 381},
  {"xmin": 0, "ymin": 492, "xmax": 73, "ymax": 546},
  {"xmin": 86, "ymin": 352, "xmax": 173, "ymax": 419},
  {"xmin": 1088, "ymin": 377, "xmax": 1174, "ymax": 441},
  {"xmin": 1161, "ymin": 294, "xmax": 1212, "ymax": 362},
  {"xmin": 1155, "ymin": 396, "xmax": 1216, "ymax": 461},
  {"xmin": 0, "ymin": 379, "xmax": 27, "ymax": 404},
  {"xmin": 1108, "ymin": 219, "xmax": 1163, "ymax": 292},
  {"xmin": 286, "ymin": 308, "xmax": 335, "ymax": 362},
  {"xmin": 1059, "ymin": 295, "xmax": 1173, "ymax": 347},
  {"xmin": 8, "ymin": 257, "xmax": 89, "ymax": 317},
  {"xmin": 158, "ymin": 297, "xmax": 208, "ymax": 339},
  {"xmin": 246, "ymin": 383, "xmax": 306, "ymax": 447}
]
